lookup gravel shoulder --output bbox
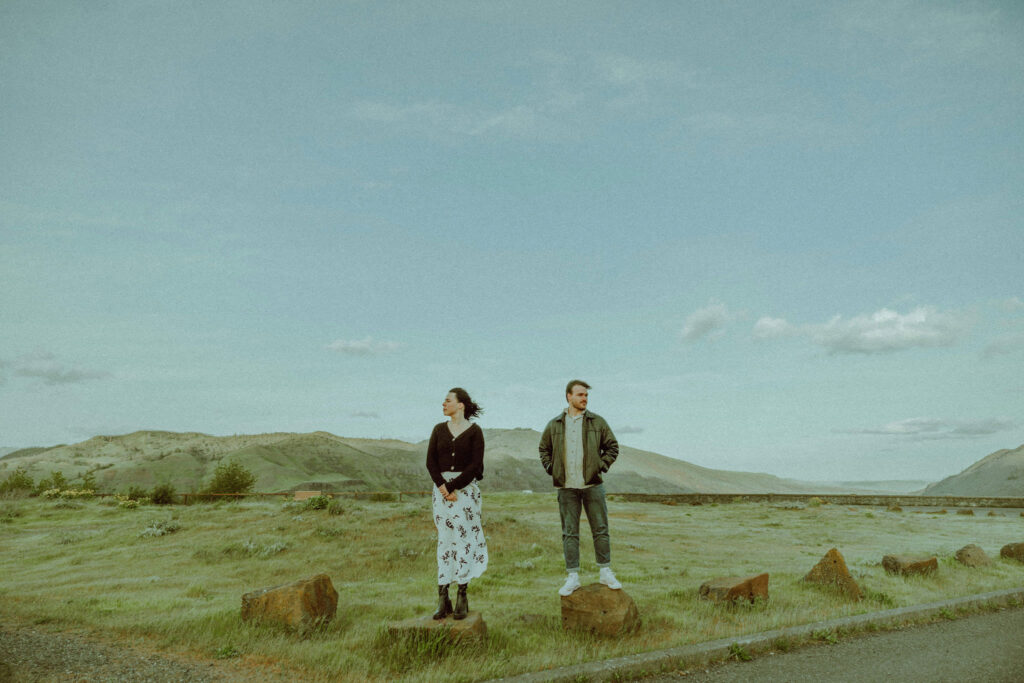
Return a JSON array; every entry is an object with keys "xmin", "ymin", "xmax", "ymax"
[{"xmin": 0, "ymin": 623, "xmax": 287, "ymax": 683}]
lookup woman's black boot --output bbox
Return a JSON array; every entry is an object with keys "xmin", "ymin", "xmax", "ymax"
[
  {"xmin": 432, "ymin": 584, "xmax": 452, "ymax": 620},
  {"xmin": 453, "ymin": 583, "xmax": 469, "ymax": 620}
]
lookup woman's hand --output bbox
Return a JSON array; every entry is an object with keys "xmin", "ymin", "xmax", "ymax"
[
  {"xmin": 445, "ymin": 490, "xmax": 458, "ymax": 502},
  {"xmin": 439, "ymin": 484, "xmax": 456, "ymax": 502}
]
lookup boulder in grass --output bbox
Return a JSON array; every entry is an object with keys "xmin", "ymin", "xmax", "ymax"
[
  {"xmin": 388, "ymin": 611, "xmax": 487, "ymax": 642},
  {"xmin": 956, "ymin": 509, "xmax": 974, "ymax": 516},
  {"xmin": 803, "ymin": 548, "xmax": 862, "ymax": 600},
  {"xmin": 955, "ymin": 544, "xmax": 991, "ymax": 568},
  {"xmin": 698, "ymin": 573, "xmax": 769, "ymax": 604},
  {"xmin": 1000, "ymin": 543, "xmax": 1024, "ymax": 563},
  {"xmin": 561, "ymin": 583, "xmax": 640, "ymax": 636},
  {"xmin": 241, "ymin": 574, "xmax": 338, "ymax": 631},
  {"xmin": 882, "ymin": 555, "xmax": 938, "ymax": 576}
]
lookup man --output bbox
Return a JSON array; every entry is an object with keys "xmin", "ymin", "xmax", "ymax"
[{"xmin": 539, "ymin": 379, "xmax": 621, "ymax": 596}]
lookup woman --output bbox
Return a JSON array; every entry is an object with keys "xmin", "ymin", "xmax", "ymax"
[{"xmin": 425, "ymin": 387, "xmax": 488, "ymax": 620}]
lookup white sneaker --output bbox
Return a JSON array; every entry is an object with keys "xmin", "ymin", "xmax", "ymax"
[
  {"xmin": 558, "ymin": 572, "xmax": 581, "ymax": 596},
  {"xmin": 599, "ymin": 567, "xmax": 622, "ymax": 589}
]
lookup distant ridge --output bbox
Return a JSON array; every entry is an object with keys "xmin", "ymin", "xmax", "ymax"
[
  {"xmin": 0, "ymin": 428, "xmax": 924, "ymax": 495},
  {"xmin": 922, "ymin": 444, "xmax": 1024, "ymax": 496}
]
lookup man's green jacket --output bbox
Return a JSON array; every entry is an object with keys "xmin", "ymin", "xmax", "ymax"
[{"xmin": 538, "ymin": 411, "xmax": 619, "ymax": 488}]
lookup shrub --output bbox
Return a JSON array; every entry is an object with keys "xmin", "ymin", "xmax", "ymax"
[
  {"xmin": 327, "ymin": 500, "xmax": 345, "ymax": 516},
  {"xmin": 303, "ymin": 494, "xmax": 331, "ymax": 511},
  {"xmin": 35, "ymin": 471, "xmax": 68, "ymax": 495},
  {"xmin": 205, "ymin": 461, "xmax": 256, "ymax": 495},
  {"xmin": 124, "ymin": 486, "xmax": 148, "ymax": 501},
  {"xmin": 0, "ymin": 467, "xmax": 34, "ymax": 494},
  {"xmin": 151, "ymin": 483, "xmax": 177, "ymax": 505},
  {"xmin": 78, "ymin": 470, "xmax": 98, "ymax": 492},
  {"xmin": 140, "ymin": 519, "xmax": 182, "ymax": 537}
]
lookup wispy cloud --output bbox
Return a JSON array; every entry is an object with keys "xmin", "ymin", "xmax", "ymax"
[
  {"xmin": 753, "ymin": 306, "xmax": 967, "ymax": 354},
  {"xmin": 999, "ymin": 297, "xmax": 1024, "ymax": 313},
  {"xmin": 682, "ymin": 301, "xmax": 736, "ymax": 343},
  {"xmin": 349, "ymin": 99, "xmax": 553, "ymax": 141},
  {"xmin": 752, "ymin": 316, "xmax": 799, "ymax": 340},
  {"xmin": 349, "ymin": 51, "xmax": 691, "ymax": 143},
  {"xmin": 351, "ymin": 411, "xmax": 380, "ymax": 419},
  {"xmin": 837, "ymin": 1, "xmax": 1014, "ymax": 67},
  {"xmin": 837, "ymin": 417, "xmax": 1016, "ymax": 440},
  {"xmin": 1, "ymin": 351, "xmax": 111, "ymax": 386},
  {"xmin": 982, "ymin": 333, "xmax": 1024, "ymax": 359},
  {"xmin": 326, "ymin": 337, "xmax": 402, "ymax": 356}
]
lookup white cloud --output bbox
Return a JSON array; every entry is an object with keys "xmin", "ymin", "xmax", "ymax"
[
  {"xmin": 838, "ymin": 417, "xmax": 1017, "ymax": 440},
  {"xmin": 753, "ymin": 306, "xmax": 970, "ymax": 354},
  {"xmin": 682, "ymin": 301, "xmax": 735, "ymax": 343},
  {"xmin": 326, "ymin": 337, "xmax": 401, "ymax": 356},
  {"xmin": 351, "ymin": 411, "xmax": 380, "ymax": 419},
  {"xmin": 982, "ymin": 333, "xmax": 1024, "ymax": 359},
  {"xmin": 3, "ymin": 351, "xmax": 111, "ymax": 386},
  {"xmin": 752, "ymin": 316, "xmax": 798, "ymax": 340},
  {"xmin": 809, "ymin": 307, "xmax": 966, "ymax": 354}
]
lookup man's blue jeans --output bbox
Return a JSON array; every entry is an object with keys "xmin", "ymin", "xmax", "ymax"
[{"xmin": 557, "ymin": 484, "xmax": 611, "ymax": 572}]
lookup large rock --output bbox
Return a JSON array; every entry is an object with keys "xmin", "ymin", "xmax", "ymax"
[
  {"xmin": 1000, "ymin": 543, "xmax": 1024, "ymax": 563},
  {"xmin": 698, "ymin": 573, "xmax": 769, "ymax": 604},
  {"xmin": 882, "ymin": 555, "xmax": 938, "ymax": 576},
  {"xmin": 561, "ymin": 583, "xmax": 640, "ymax": 636},
  {"xmin": 955, "ymin": 544, "xmax": 992, "ymax": 567},
  {"xmin": 803, "ymin": 548, "xmax": 862, "ymax": 600},
  {"xmin": 241, "ymin": 574, "xmax": 338, "ymax": 631},
  {"xmin": 388, "ymin": 611, "xmax": 487, "ymax": 642}
]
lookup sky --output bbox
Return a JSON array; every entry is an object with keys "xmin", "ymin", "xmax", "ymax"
[{"xmin": 1, "ymin": 1, "xmax": 1022, "ymax": 482}]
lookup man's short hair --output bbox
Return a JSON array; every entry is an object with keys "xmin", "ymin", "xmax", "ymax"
[{"xmin": 565, "ymin": 379, "xmax": 591, "ymax": 395}]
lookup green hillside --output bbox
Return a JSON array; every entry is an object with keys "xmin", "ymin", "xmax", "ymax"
[{"xmin": 0, "ymin": 429, "xmax": 694, "ymax": 494}]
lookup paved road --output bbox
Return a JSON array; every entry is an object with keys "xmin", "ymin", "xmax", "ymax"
[{"xmin": 648, "ymin": 607, "xmax": 1024, "ymax": 683}]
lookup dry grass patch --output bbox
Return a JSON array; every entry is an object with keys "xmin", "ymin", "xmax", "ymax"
[{"xmin": 1, "ymin": 494, "xmax": 1022, "ymax": 681}]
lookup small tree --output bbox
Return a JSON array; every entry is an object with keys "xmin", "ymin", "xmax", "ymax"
[
  {"xmin": 151, "ymin": 483, "xmax": 176, "ymax": 505},
  {"xmin": 35, "ymin": 470, "xmax": 68, "ymax": 495},
  {"xmin": 0, "ymin": 466, "xmax": 34, "ymax": 494},
  {"xmin": 205, "ymin": 461, "xmax": 256, "ymax": 495},
  {"xmin": 78, "ymin": 470, "xmax": 98, "ymax": 492}
]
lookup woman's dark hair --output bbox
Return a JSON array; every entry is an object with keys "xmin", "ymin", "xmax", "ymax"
[{"xmin": 448, "ymin": 387, "xmax": 483, "ymax": 420}]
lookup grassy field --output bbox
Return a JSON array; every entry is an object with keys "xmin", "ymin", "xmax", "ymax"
[{"xmin": 2, "ymin": 492, "xmax": 1023, "ymax": 681}]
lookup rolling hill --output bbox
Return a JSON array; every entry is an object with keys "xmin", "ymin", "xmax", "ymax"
[
  {"xmin": 922, "ymin": 444, "xmax": 1024, "ymax": 496},
  {"xmin": 0, "ymin": 428, "xmax": 933, "ymax": 495}
]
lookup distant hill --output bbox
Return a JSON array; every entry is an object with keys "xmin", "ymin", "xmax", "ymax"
[
  {"xmin": 0, "ymin": 447, "xmax": 24, "ymax": 459},
  {"xmin": 0, "ymin": 428, "xmax": 892, "ymax": 495},
  {"xmin": 922, "ymin": 444, "xmax": 1024, "ymax": 496}
]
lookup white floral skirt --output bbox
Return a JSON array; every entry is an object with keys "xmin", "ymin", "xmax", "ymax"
[{"xmin": 432, "ymin": 472, "xmax": 488, "ymax": 585}]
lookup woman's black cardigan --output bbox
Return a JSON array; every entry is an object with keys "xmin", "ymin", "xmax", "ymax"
[{"xmin": 425, "ymin": 422, "xmax": 484, "ymax": 491}]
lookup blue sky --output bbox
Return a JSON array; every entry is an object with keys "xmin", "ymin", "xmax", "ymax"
[{"xmin": 2, "ymin": 1, "xmax": 1022, "ymax": 481}]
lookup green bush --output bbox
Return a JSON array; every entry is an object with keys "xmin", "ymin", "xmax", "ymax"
[
  {"xmin": 205, "ymin": 461, "xmax": 256, "ymax": 495},
  {"xmin": 78, "ymin": 470, "xmax": 98, "ymax": 492},
  {"xmin": 125, "ymin": 486, "xmax": 148, "ymax": 501},
  {"xmin": 0, "ymin": 467, "xmax": 34, "ymax": 494},
  {"xmin": 151, "ymin": 483, "xmax": 177, "ymax": 505},
  {"xmin": 35, "ymin": 470, "xmax": 67, "ymax": 495},
  {"xmin": 303, "ymin": 494, "xmax": 331, "ymax": 511}
]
